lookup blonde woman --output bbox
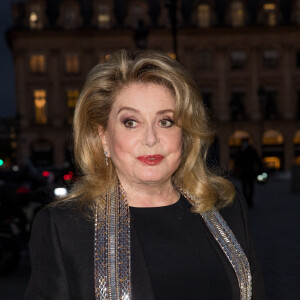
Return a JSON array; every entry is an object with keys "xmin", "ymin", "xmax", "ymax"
[{"xmin": 26, "ymin": 50, "xmax": 264, "ymax": 300}]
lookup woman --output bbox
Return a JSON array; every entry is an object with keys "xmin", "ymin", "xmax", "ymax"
[{"xmin": 26, "ymin": 50, "xmax": 264, "ymax": 300}]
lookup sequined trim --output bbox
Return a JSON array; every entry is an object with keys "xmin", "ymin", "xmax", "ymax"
[
  {"xmin": 94, "ymin": 184, "xmax": 131, "ymax": 300},
  {"xmin": 94, "ymin": 183, "xmax": 251, "ymax": 300},
  {"xmin": 201, "ymin": 211, "xmax": 252, "ymax": 300},
  {"xmin": 177, "ymin": 186, "xmax": 252, "ymax": 300}
]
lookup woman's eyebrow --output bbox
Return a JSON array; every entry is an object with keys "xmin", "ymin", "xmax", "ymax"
[
  {"xmin": 117, "ymin": 107, "xmax": 174, "ymax": 115},
  {"xmin": 117, "ymin": 107, "xmax": 139, "ymax": 115},
  {"xmin": 157, "ymin": 109, "xmax": 174, "ymax": 115}
]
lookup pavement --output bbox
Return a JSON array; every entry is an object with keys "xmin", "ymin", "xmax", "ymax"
[{"xmin": 0, "ymin": 171, "xmax": 299, "ymax": 300}]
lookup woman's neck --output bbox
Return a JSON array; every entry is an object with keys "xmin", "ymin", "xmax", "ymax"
[{"xmin": 120, "ymin": 179, "xmax": 180, "ymax": 208}]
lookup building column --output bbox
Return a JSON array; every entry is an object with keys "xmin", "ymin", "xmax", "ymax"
[
  {"xmin": 282, "ymin": 44, "xmax": 293, "ymax": 120},
  {"xmin": 218, "ymin": 124, "xmax": 231, "ymax": 170},
  {"xmin": 14, "ymin": 49, "xmax": 28, "ymax": 165},
  {"xmin": 250, "ymin": 46, "xmax": 260, "ymax": 121},
  {"xmin": 53, "ymin": 133, "xmax": 65, "ymax": 167},
  {"xmin": 216, "ymin": 47, "xmax": 230, "ymax": 122},
  {"xmin": 283, "ymin": 125, "xmax": 294, "ymax": 171},
  {"xmin": 50, "ymin": 49, "xmax": 64, "ymax": 127}
]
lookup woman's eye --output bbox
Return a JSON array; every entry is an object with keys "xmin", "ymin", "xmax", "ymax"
[
  {"xmin": 124, "ymin": 119, "xmax": 138, "ymax": 128},
  {"xmin": 160, "ymin": 119, "xmax": 174, "ymax": 128}
]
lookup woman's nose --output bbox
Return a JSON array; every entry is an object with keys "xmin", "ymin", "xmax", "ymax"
[{"xmin": 144, "ymin": 125, "xmax": 160, "ymax": 147}]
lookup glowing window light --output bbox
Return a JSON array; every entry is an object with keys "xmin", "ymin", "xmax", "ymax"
[
  {"xmin": 263, "ymin": 156, "xmax": 281, "ymax": 169},
  {"xmin": 65, "ymin": 54, "xmax": 80, "ymax": 73},
  {"xmin": 30, "ymin": 54, "xmax": 46, "ymax": 73},
  {"xmin": 30, "ymin": 12, "xmax": 38, "ymax": 23},
  {"xmin": 34, "ymin": 89, "xmax": 47, "ymax": 124},
  {"xmin": 264, "ymin": 3, "xmax": 276, "ymax": 11},
  {"xmin": 197, "ymin": 4, "xmax": 210, "ymax": 28}
]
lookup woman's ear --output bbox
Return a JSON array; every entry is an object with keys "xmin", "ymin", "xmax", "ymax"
[{"xmin": 98, "ymin": 126, "xmax": 108, "ymax": 152}]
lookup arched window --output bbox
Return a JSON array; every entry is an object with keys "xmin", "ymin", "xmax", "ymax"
[
  {"xmin": 229, "ymin": 91, "xmax": 246, "ymax": 120},
  {"xmin": 197, "ymin": 4, "xmax": 211, "ymax": 28},
  {"xmin": 230, "ymin": 50, "xmax": 247, "ymax": 70},
  {"xmin": 294, "ymin": 130, "xmax": 300, "ymax": 165},
  {"xmin": 230, "ymin": 1, "xmax": 244, "ymax": 27},
  {"xmin": 58, "ymin": 0, "xmax": 82, "ymax": 29},
  {"xmin": 125, "ymin": 0, "xmax": 150, "ymax": 29},
  {"xmin": 27, "ymin": 0, "xmax": 47, "ymax": 29},
  {"xmin": 262, "ymin": 129, "xmax": 284, "ymax": 169},
  {"xmin": 262, "ymin": 2, "xmax": 278, "ymax": 26},
  {"xmin": 96, "ymin": 4, "xmax": 110, "ymax": 28},
  {"xmin": 292, "ymin": 0, "xmax": 300, "ymax": 24},
  {"xmin": 262, "ymin": 48, "xmax": 280, "ymax": 69}
]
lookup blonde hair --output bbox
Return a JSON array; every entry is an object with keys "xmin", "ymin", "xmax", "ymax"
[{"xmin": 59, "ymin": 49, "xmax": 235, "ymax": 215}]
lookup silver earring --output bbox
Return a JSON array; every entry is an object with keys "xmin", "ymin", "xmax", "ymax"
[{"xmin": 104, "ymin": 151, "xmax": 109, "ymax": 166}]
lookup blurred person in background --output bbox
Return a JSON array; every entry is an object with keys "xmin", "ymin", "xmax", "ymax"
[
  {"xmin": 234, "ymin": 138, "xmax": 263, "ymax": 207},
  {"xmin": 25, "ymin": 50, "xmax": 264, "ymax": 300}
]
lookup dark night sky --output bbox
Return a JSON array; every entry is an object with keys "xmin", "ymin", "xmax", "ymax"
[{"xmin": 0, "ymin": 0, "xmax": 25, "ymax": 119}]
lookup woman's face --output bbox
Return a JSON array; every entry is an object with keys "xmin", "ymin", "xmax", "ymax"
[{"xmin": 99, "ymin": 82, "xmax": 182, "ymax": 187}]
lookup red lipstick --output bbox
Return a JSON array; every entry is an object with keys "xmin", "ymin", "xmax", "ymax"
[{"xmin": 137, "ymin": 155, "xmax": 164, "ymax": 165}]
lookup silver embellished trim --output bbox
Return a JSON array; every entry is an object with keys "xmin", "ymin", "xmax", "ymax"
[
  {"xmin": 201, "ymin": 210, "xmax": 252, "ymax": 300},
  {"xmin": 177, "ymin": 185, "xmax": 252, "ymax": 300},
  {"xmin": 94, "ymin": 182, "xmax": 252, "ymax": 300},
  {"xmin": 94, "ymin": 183, "xmax": 131, "ymax": 300}
]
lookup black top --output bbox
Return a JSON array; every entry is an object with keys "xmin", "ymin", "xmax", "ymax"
[{"xmin": 130, "ymin": 195, "xmax": 233, "ymax": 300}]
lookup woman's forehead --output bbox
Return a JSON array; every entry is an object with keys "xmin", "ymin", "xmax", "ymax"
[{"xmin": 111, "ymin": 82, "xmax": 176, "ymax": 113}]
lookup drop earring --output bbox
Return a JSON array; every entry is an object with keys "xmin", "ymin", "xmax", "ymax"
[{"xmin": 104, "ymin": 151, "xmax": 109, "ymax": 166}]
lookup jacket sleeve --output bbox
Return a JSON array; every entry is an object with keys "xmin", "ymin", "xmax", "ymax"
[
  {"xmin": 25, "ymin": 208, "xmax": 71, "ymax": 300},
  {"xmin": 236, "ymin": 192, "xmax": 266, "ymax": 300}
]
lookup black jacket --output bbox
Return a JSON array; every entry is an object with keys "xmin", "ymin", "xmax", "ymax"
[{"xmin": 25, "ymin": 194, "xmax": 265, "ymax": 300}]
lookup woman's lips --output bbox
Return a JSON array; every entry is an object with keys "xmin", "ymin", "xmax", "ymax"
[{"xmin": 136, "ymin": 155, "xmax": 164, "ymax": 165}]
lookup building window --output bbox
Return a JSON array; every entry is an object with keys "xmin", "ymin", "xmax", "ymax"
[
  {"xmin": 65, "ymin": 53, "xmax": 80, "ymax": 74},
  {"xmin": 196, "ymin": 50, "xmax": 213, "ymax": 71},
  {"xmin": 294, "ymin": 130, "xmax": 300, "ymax": 165},
  {"xmin": 30, "ymin": 54, "xmax": 46, "ymax": 73},
  {"xmin": 294, "ymin": 0, "xmax": 300, "ymax": 24},
  {"xmin": 197, "ymin": 4, "xmax": 211, "ymax": 28},
  {"xmin": 67, "ymin": 89, "xmax": 79, "ymax": 124},
  {"xmin": 96, "ymin": 4, "xmax": 110, "ymax": 28},
  {"xmin": 230, "ymin": 1, "xmax": 244, "ymax": 27},
  {"xmin": 29, "ymin": 4, "xmax": 43, "ymax": 29},
  {"xmin": 230, "ymin": 50, "xmax": 247, "ymax": 70},
  {"xmin": 263, "ymin": 2, "xmax": 277, "ymax": 26},
  {"xmin": 264, "ymin": 91, "xmax": 278, "ymax": 119},
  {"xmin": 64, "ymin": 6, "xmax": 77, "ymax": 29},
  {"xmin": 262, "ymin": 129, "xmax": 283, "ymax": 170},
  {"xmin": 262, "ymin": 49, "xmax": 280, "ymax": 69},
  {"xmin": 125, "ymin": 1, "xmax": 150, "ymax": 29},
  {"xmin": 132, "ymin": 4, "xmax": 144, "ymax": 28},
  {"xmin": 229, "ymin": 92, "xmax": 245, "ymax": 120},
  {"xmin": 34, "ymin": 89, "xmax": 47, "ymax": 125}
]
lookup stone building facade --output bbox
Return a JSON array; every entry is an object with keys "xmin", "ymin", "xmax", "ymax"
[{"xmin": 7, "ymin": 0, "xmax": 300, "ymax": 170}]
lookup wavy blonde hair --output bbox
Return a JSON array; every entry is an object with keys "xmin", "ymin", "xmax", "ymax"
[{"xmin": 59, "ymin": 49, "xmax": 235, "ymax": 215}]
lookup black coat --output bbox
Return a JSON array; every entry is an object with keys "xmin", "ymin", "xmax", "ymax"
[{"xmin": 25, "ymin": 193, "xmax": 265, "ymax": 300}]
